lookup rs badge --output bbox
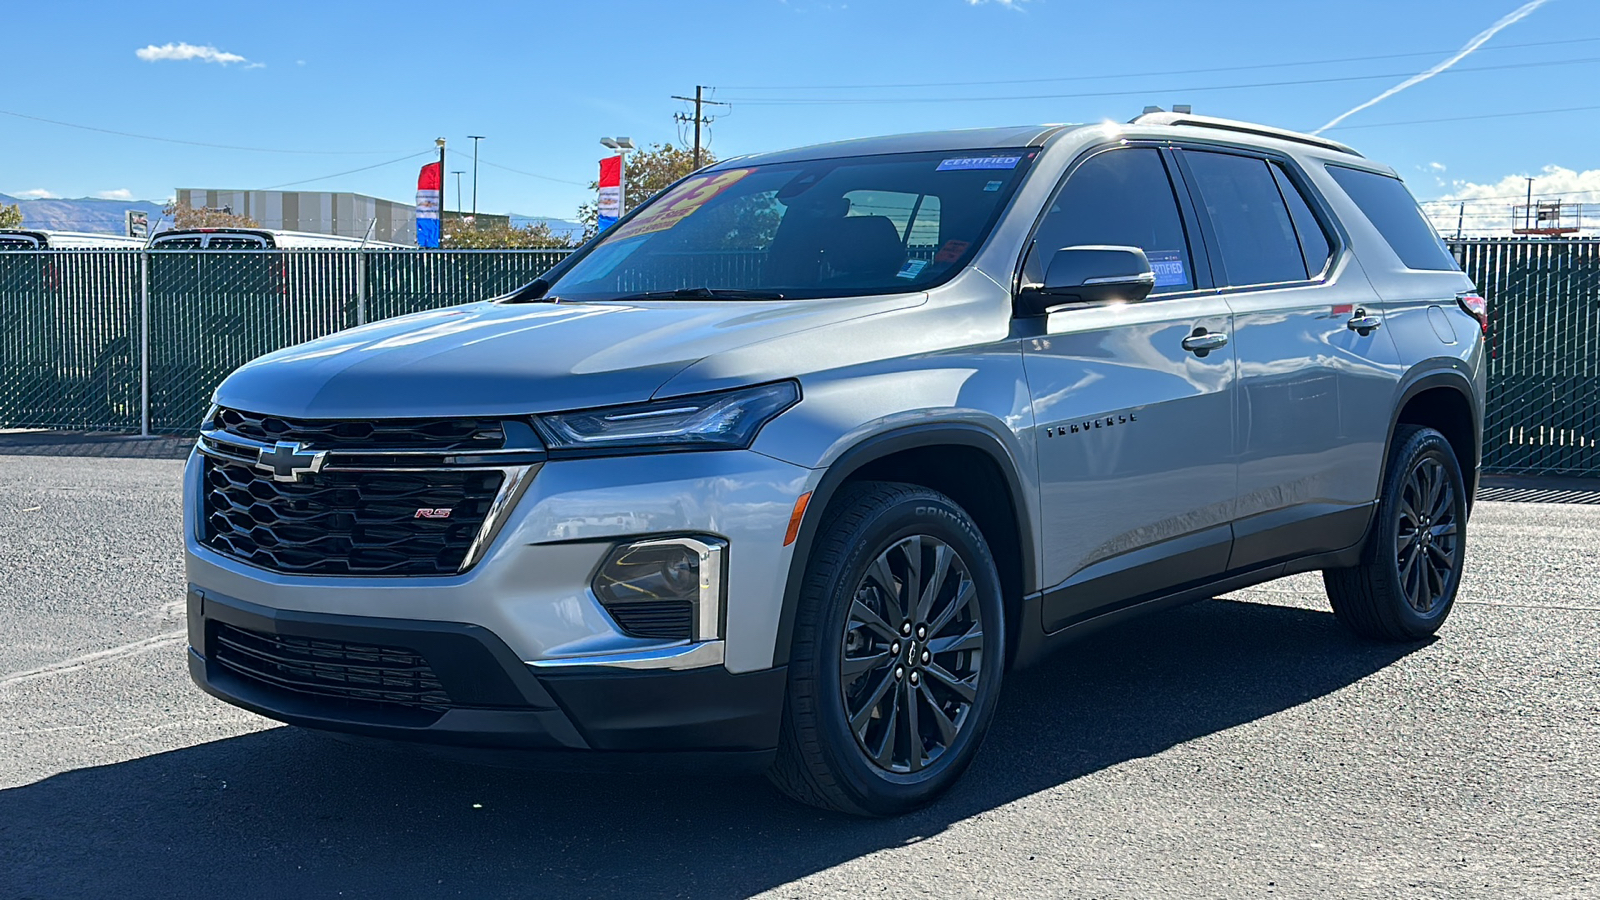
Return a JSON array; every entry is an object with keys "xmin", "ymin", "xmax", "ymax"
[{"xmin": 414, "ymin": 508, "xmax": 453, "ymax": 519}]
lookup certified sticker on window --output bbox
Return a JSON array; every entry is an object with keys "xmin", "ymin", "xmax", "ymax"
[
  {"xmin": 1146, "ymin": 250, "xmax": 1188, "ymax": 288},
  {"xmin": 612, "ymin": 168, "xmax": 756, "ymax": 240},
  {"xmin": 936, "ymin": 155, "xmax": 1022, "ymax": 172}
]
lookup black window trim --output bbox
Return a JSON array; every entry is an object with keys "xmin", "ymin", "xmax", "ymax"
[
  {"xmin": 1167, "ymin": 141, "xmax": 1350, "ymax": 297},
  {"xmin": 1011, "ymin": 139, "xmax": 1218, "ymax": 307}
]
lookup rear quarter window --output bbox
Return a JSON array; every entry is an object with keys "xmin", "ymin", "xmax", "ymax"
[{"xmin": 1326, "ymin": 165, "xmax": 1456, "ymax": 271}]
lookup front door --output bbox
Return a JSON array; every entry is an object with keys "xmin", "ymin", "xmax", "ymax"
[{"xmin": 1020, "ymin": 145, "xmax": 1238, "ymax": 632}]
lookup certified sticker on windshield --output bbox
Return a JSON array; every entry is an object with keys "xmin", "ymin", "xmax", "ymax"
[
  {"xmin": 936, "ymin": 155, "xmax": 1022, "ymax": 172},
  {"xmin": 612, "ymin": 168, "xmax": 756, "ymax": 240}
]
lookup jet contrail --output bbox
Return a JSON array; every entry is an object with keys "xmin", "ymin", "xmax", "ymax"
[{"xmin": 1315, "ymin": 0, "xmax": 1557, "ymax": 134}]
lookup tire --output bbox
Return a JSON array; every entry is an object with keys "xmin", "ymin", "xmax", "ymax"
[
  {"xmin": 768, "ymin": 481, "xmax": 1006, "ymax": 816},
  {"xmin": 1324, "ymin": 425, "xmax": 1467, "ymax": 641}
]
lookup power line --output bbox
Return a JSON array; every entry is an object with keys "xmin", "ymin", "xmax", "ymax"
[
  {"xmin": 258, "ymin": 150, "xmax": 437, "ymax": 190},
  {"xmin": 715, "ymin": 55, "xmax": 1600, "ymax": 106},
  {"xmin": 1420, "ymin": 188, "xmax": 1600, "ymax": 204},
  {"xmin": 1325, "ymin": 103, "xmax": 1600, "ymax": 132},
  {"xmin": 478, "ymin": 159, "xmax": 588, "ymax": 187},
  {"xmin": 0, "ymin": 106, "xmax": 412, "ymax": 155},
  {"xmin": 721, "ymin": 35, "xmax": 1600, "ymax": 91}
]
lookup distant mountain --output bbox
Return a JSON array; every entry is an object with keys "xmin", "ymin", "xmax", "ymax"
[
  {"xmin": 0, "ymin": 193, "xmax": 167, "ymax": 234},
  {"xmin": 510, "ymin": 215, "xmax": 585, "ymax": 241}
]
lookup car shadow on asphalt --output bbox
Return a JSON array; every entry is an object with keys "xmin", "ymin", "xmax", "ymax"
[{"xmin": 0, "ymin": 597, "xmax": 1423, "ymax": 900}]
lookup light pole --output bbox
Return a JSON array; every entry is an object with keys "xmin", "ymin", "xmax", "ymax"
[
  {"xmin": 599, "ymin": 136, "xmax": 635, "ymax": 217},
  {"xmin": 451, "ymin": 171, "xmax": 465, "ymax": 216},
  {"xmin": 468, "ymin": 135, "xmax": 486, "ymax": 218}
]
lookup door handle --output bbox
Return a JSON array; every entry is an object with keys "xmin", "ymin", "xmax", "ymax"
[
  {"xmin": 1181, "ymin": 328, "xmax": 1229, "ymax": 356},
  {"xmin": 1347, "ymin": 309, "xmax": 1382, "ymax": 335}
]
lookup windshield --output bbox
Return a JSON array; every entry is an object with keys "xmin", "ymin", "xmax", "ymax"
[{"xmin": 544, "ymin": 148, "xmax": 1036, "ymax": 301}]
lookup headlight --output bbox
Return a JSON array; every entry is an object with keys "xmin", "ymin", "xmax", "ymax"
[{"xmin": 534, "ymin": 381, "xmax": 799, "ymax": 456}]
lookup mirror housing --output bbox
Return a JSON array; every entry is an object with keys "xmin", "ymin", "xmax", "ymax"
[{"xmin": 1016, "ymin": 245, "xmax": 1157, "ymax": 317}]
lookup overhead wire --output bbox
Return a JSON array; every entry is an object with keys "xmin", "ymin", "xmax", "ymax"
[
  {"xmin": 722, "ymin": 35, "xmax": 1600, "ymax": 91},
  {"xmin": 714, "ymin": 55, "xmax": 1600, "ymax": 106},
  {"xmin": 0, "ymin": 107, "xmax": 413, "ymax": 155},
  {"xmin": 258, "ymin": 150, "xmax": 438, "ymax": 190},
  {"xmin": 478, "ymin": 159, "xmax": 589, "ymax": 187}
]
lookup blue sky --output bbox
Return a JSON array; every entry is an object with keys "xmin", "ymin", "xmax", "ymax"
[{"xmin": 5, "ymin": 0, "xmax": 1599, "ymax": 232}]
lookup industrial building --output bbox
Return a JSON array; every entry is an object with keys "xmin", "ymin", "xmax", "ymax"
[{"xmin": 173, "ymin": 188, "xmax": 416, "ymax": 245}]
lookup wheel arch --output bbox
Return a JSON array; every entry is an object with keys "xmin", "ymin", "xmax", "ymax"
[
  {"xmin": 1389, "ymin": 368, "xmax": 1481, "ymax": 504},
  {"xmin": 770, "ymin": 423, "xmax": 1036, "ymax": 668}
]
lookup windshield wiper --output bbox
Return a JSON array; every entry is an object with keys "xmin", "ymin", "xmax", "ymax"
[{"xmin": 607, "ymin": 287, "xmax": 788, "ymax": 301}]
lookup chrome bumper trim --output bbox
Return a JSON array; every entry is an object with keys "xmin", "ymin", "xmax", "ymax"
[{"xmin": 526, "ymin": 640, "xmax": 726, "ymax": 671}]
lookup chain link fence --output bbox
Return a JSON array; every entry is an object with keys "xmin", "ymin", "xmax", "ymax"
[{"xmin": 3, "ymin": 243, "xmax": 1599, "ymax": 477}]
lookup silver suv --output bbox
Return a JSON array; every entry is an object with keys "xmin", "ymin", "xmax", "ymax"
[{"xmin": 184, "ymin": 113, "xmax": 1485, "ymax": 816}]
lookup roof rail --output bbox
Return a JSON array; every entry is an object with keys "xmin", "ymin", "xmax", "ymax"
[{"xmin": 1129, "ymin": 111, "xmax": 1363, "ymax": 158}]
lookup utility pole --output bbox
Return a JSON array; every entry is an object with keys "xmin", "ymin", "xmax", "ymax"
[
  {"xmin": 451, "ymin": 171, "xmax": 466, "ymax": 214},
  {"xmin": 1525, "ymin": 177, "xmax": 1535, "ymax": 233},
  {"xmin": 1456, "ymin": 202, "xmax": 1464, "ymax": 241},
  {"xmin": 672, "ymin": 86, "xmax": 730, "ymax": 170},
  {"xmin": 468, "ymin": 135, "xmax": 486, "ymax": 218}
]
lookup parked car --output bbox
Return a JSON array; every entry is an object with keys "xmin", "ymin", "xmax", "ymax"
[
  {"xmin": 148, "ymin": 228, "xmax": 406, "ymax": 249},
  {"xmin": 183, "ymin": 112, "xmax": 1485, "ymax": 816},
  {"xmin": 0, "ymin": 229, "xmax": 146, "ymax": 249}
]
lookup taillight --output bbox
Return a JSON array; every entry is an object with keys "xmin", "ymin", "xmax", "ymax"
[{"xmin": 1457, "ymin": 292, "xmax": 1488, "ymax": 335}]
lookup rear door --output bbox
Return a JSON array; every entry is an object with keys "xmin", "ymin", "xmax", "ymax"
[
  {"xmin": 1174, "ymin": 147, "xmax": 1402, "ymax": 570},
  {"xmin": 1021, "ymin": 145, "xmax": 1238, "ymax": 632}
]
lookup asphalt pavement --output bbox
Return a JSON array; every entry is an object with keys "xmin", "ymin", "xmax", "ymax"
[{"xmin": 0, "ymin": 452, "xmax": 1596, "ymax": 899}]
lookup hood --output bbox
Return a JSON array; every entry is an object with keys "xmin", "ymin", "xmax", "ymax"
[{"xmin": 213, "ymin": 293, "xmax": 925, "ymax": 418}]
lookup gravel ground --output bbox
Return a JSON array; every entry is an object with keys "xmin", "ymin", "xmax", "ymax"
[{"xmin": 0, "ymin": 453, "xmax": 1596, "ymax": 899}]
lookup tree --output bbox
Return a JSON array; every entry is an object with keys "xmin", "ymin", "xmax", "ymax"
[
  {"xmin": 443, "ymin": 217, "xmax": 576, "ymax": 249},
  {"xmin": 577, "ymin": 142, "xmax": 717, "ymax": 239},
  {"xmin": 0, "ymin": 203, "xmax": 21, "ymax": 229},
  {"xmin": 162, "ymin": 201, "xmax": 259, "ymax": 230}
]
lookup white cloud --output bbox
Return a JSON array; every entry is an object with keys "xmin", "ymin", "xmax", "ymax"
[
  {"xmin": 16, "ymin": 188, "xmax": 56, "ymax": 199},
  {"xmin": 967, "ymin": 0, "xmax": 1029, "ymax": 6},
  {"xmin": 135, "ymin": 42, "xmax": 251, "ymax": 66},
  {"xmin": 1428, "ymin": 162, "xmax": 1447, "ymax": 172},
  {"xmin": 96, "ymin": 189, "xmax": 134, "ymax": 200},
  {"xmin": 1422, "ymin": 165, "xmax": 1600, "ymax": 237}
]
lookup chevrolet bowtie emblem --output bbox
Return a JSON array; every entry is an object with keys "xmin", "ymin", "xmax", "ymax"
[{"xmin": 255, "ymin": 440, "xmax": 328, "ymax": 483}]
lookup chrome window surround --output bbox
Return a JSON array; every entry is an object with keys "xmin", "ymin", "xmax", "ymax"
[{"xmin": 195, "ymin": 427, "xmax": 540, "ymax": 574}]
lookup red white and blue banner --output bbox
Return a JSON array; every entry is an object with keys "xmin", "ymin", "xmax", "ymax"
[
  {"xmin": 416, "ymin": 162, "xmax": 442, "ymax": 248},
  {"xmin": 597, "ymin": 156, "xmax": 622, "ymax": 231}
]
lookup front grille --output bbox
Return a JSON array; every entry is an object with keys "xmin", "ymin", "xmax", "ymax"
[
  {"xmin": 202, "ymin": 457, "xmax": 504, "ymax": 576},
  {"xmin": 210, "ymin": 622, "xmax": 451, "ymax": 711},
  {"xmin": 212, "ymin": 407, "xmax": 506, "ymax": 451},
  {"xmin": 605, "ymin": 599, "xmax": 694, "ymax": 640}
]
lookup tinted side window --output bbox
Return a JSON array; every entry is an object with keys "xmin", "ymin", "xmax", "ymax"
[
  {"xmin": 1027, "ymin": 148, "xmax": 1194, "ymax": 293},
  {"xmin": 1183, "ymin": 151, "xmax": 1306, "ymax": 286},
  {"xmin": 1271, "ymin": 163, "xmax": 1332, "ymax": 278},
  {"xmin": 1326, "ymin": 165, "xmax": 1456, "ymax": 271}
]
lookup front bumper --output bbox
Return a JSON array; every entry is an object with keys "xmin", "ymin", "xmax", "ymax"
[{"xmin": 188, "ymin": 588, "xmax": 788, "ymax": 753}]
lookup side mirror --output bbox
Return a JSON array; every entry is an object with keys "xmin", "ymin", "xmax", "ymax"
[{"xmin": 1016, "ymin": 245, "xmax": 1156, "ymax": 317}]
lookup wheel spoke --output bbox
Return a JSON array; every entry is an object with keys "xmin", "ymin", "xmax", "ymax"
[
  {"xmin": 915, "ymin": 543, "xmax": 953, "ymax": 624},
  {"xmin": 871, "ymin": 689, "xmax": 900, "ymax": 767},
  {"xmin": 849, "ymin": 599, "xmax": 898, "ymax": 642},
  {"xmin": 902, "ymin": 680, "xmax": 922, "ymax": 772},
  {"xmin": 919, "ymin": 682, "xmax": 959, "ymax": 745},
  {"xmin": 927, "ymin": 577, "xmax": 973, "ymax": 638},
  {"xmin": 841, "ymin": 649, "xmax": 892, "ymax": 680},
  {"xmin": 924, "ymin": 661, "xmax": 978, "ymax": 703},
  {"xmin": 928, "ymin": 623, "xmax": 983, "ymax": 657},
  {"xmin": 897, "ymin": 536, "xmax": 923, "ymax": 621},
  {"xmin": 865, "ymin": 556, "xmax": 899, "ymax": 610},
  {"xmin": 849, "ymin": 668, "xmax": 897, "ymax": 738},
  {"xmin": 1431, "ymin": 522, "xmax": 1458, "ymax": 540}
]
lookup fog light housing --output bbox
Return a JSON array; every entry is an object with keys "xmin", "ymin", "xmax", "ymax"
[{"xmin": 592, "ymin": 536, "xmax": 726, "ymax": 642}]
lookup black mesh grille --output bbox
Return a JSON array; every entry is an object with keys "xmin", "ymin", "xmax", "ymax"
[
  {"xmin": 212, "ymin": 407, "xmax": 506, "ymax": 451},
  {"xmin": 210, "ymin": 622, "xmax": 451, "ymax": 711},
  {"xmin": 604, "ymin": 600, "xmax": 694, "ymax": 641},
  {"xmin": 201, "ymin": 458, "xmax": 503, "ymax": 576}
]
